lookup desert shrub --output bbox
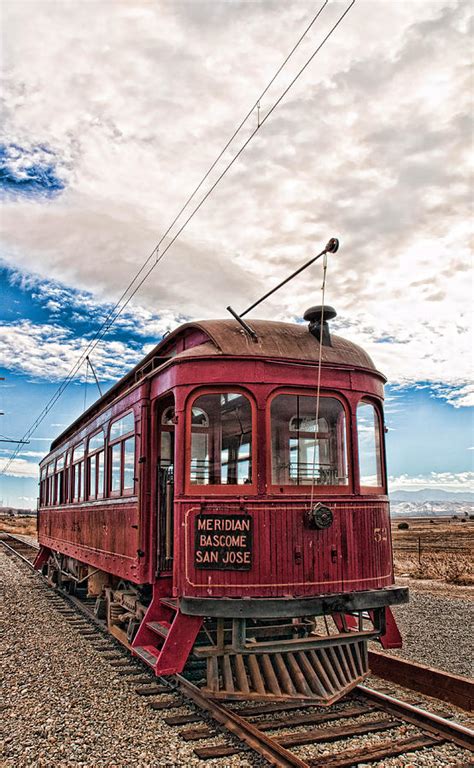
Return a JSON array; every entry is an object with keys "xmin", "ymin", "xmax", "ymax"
[
  {"xmin": 461, "ymin": 518, "xmax": 467, "ymax": 523},
  {"xmin": 0, "ymin": 516, "xmax": 37, "ymax": 536},
  {"xmin": 443, "ymin": 556, "xmax": 474, "ymax": 585},
  {"xmin": 470, "ymin": 514, "xmax": 474, "ymax": 520},
  {"xmin": 397, "ymin": 521, "xmax": 409, "ymax": 530},
  {"xmin": 393, "ymin": 552, "xmax": 474, "ymax": 585}
]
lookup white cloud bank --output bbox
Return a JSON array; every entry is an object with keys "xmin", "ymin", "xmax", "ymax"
[
  {"xmin": 0, "ymin": 319, "xmax": 148, "ymax": 382},
  {"xmin": 389, "ymin": 471, "xmax": 474, "ymax": 493},
  {"xmin": 0, "ymin": 1, "xmax": 472, "ymax": 404},
  {"xmin": 1, "ymin": 456, "xmax": 39, "ymax": 479}
]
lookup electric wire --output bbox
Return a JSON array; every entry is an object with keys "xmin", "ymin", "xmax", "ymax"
[
  {"xmin": 51, "ymin": 0, "xmax": 331, "ymax": 353},
  {"xmin": 36, "ymin": 1, "xmax": 331, "ymax": 391},
  {"xmin": 1, "ymin": 3, "xmax": 332, "ymax": 475},
  {"xmin": 79, "ymin": 0, "xmax": 355, "ymax": 335},
  {"xmin": 1, "ymin": 0, "xmax": 356, "ymax": 474}
]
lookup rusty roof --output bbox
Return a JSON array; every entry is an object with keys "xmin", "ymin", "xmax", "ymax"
[
  {"xmin": 48, "ymin": 318, "xmax": 381, "ymax": 454},
  {"xmin": 171, "ymin": 319, "xmax": 379, "ymax": 372}
]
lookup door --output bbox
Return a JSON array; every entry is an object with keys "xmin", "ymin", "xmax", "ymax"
[{"xmin": 156, "ymin": 397, "xmax": 175, "ymax": 574}]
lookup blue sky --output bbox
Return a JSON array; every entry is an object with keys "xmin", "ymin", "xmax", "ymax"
[
  {"xmin": 1, "ymin": 262, "xmax": 472, "ymax": 508},
  {"xmin": 1, "ymin": 0, "xmax": 473, "ymax": 507}
]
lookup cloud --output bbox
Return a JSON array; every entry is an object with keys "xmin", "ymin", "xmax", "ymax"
[
  {"xmin": 0, "ymin": 449, "xmax": 45, "ymax": 458},
  {"xmin": 6, "ymin": 266, "xmax": 185, "ymax": 339},
  {"xmin": 0, "ymin": 319, "xmax": 148, "ymax": 382},
  {"xmin": 333, "ymin": 314, "xmax": 473, "ymax": 408},
  {"xmin": 389, "ymin": 471, "xmax": 474, "ymax": 492},
  {"xmin": 2, "ymin": 456, "xmax": 39, "ymax": 478},
  {"xmin": 0, "ymin": 0, "xmax": 472, "ymax": 404},
  {"xmin": 0, "ymin": 142, "xmax": 66, "ymax": 199}
]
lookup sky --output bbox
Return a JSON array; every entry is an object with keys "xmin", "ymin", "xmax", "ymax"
[{"xmin": 0, "ymin": 0, "xmax": 473, "ymax": 508}]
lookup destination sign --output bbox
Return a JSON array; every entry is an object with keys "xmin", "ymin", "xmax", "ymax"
[{"xmin": 194, "ymin": 513, "xmax": 253, "ymax": 570}]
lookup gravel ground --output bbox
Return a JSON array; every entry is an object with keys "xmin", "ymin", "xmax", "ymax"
[
  {"xmin": 1, "ymin": 547, "xmax": 473, "ymax": 768},
  {"xmin": 0, "ymin": 549, "xmax": 261, "ymax": 768},
  {"xmin": 383, "ymin": 587, "xmax": 474, "ymax": 677}
]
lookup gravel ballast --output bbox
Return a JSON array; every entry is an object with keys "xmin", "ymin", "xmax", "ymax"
[
  {"xmin": 1, "ymin": 547, "xmax": 472, "ymax": 767},
  {"xmin": 386, "ymin": 585, "xmax": 474, "ymax": 677},
  {"xmin": 0, "ymin": 550, "xmax": 259, "ymax": 768}
]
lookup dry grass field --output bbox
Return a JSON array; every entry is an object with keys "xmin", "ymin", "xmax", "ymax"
[
  {"xmin": 392, "ymin": 517, "xmax": 474, "ymax": 586},
  {"xmin": 0, "ymin": 514, "xmax": 37, "ymax": 537}
]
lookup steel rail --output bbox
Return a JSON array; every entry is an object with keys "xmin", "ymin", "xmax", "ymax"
[
  {"xmin": 0, "ymin": 534, "xmax": 39, "ymax": 566},
  {"xmin": 2, "ymin": 535, "xmax": 473, "ymax": 764},
  {"xmin": 357, "ymin": 684, "xmax": 474, "ymax": 752},
  {"xmin": 175, "ymin": 673, "xmax": 308, "ymax": 768},
  {"xmin": 368, "ymin": 649, "xmax": 474, "ymax": 712},
  {"xmin": 1, "ymin": 539, "xmax": 303, "ymax": 766},
  {"xmin": 0, "ymin": 532, "xmax": 39, "ymax": 548}
]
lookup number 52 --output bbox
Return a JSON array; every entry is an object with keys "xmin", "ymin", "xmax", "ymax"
[{"xmin": 373, "ymin": 527, "xmax": 387, "ymax": 542}]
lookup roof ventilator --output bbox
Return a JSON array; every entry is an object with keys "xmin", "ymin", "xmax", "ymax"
[{"xmin": 304, "ymin": 305, "xmax": 337, "ymax": 347}]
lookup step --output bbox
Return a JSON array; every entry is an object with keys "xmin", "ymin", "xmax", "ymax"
[
  {"xmin": 133, "ymin": 645, "xmax": 160, "ymax": 668},
  {"xmin": 147, "ymin": 621, "xmax": 171, "ymax": 639},
  {"xmin": 159, "ymin": 597, "xmax": 178, "ymax": 611}
]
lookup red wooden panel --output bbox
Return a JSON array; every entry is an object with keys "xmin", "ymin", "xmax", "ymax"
[
  {"xmin": 176, "ymin": 500, "xmax": 392, "ymax": 599},
  {"xmin": 38, "ymin": 501, "xmax": 146, "ymax": 582}
]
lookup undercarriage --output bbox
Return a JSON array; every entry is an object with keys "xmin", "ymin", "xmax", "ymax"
[{"xmin": 39, "ymin": 550, "xmax": 407, "ymax": 704}]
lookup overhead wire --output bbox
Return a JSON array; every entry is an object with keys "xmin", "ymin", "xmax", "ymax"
[
  {"xmin": 37, "ymin": 1, "xmax": 332, "ymax": 389},
  {"xmin": 55, "ymin": 0, "xmax": 331, "ymax": 352},
  {"xmin": 1, "ymin": 0, "xmax": 356, "ymax": 474},
  {"xmin": 1, "ymin": 2, "xmax": 332, "ymax": 475}
]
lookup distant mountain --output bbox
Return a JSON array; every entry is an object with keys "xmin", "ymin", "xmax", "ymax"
[{"xmin": 390, "ymin": 488, "xmax": 474, "ymax": 503}]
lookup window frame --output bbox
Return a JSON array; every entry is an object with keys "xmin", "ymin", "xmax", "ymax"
[
  {"xmin": 108, "ymin": 411, "xmax": 136, "ymax": 498},
  {"xmin": 55, "ymin": 453, "xmax": 65, "ymax": 506},
  {"xmin": 267, "ymin": 387, "xmax": 352, "ymax": 495},
  {"xmin": 64, "ymin": 450, "xmax": 71, "ymax": 504},
  {"xmin": 185, "ymin": 386, "xmax": 258, "ymax": 495},
  {"xmin": 45, "ymin": 461, "xmax": 55, "ymax": 506},
  {"xmin": 40, "ymin": 466, "xmax": 47, "ymax": 507},
  {"xmin": 87, "ymin": 429, "xmax": 105, "ymax": 501},
  {"xmin": 72, "ymin": 442, "xmax": 85, "ymax": 503},
  {"xmin": 356, "ymin": 397, "xmax": 386, "ymax": 494}
]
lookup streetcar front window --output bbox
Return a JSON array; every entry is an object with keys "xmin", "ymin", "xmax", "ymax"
[
  {"xmin": 189, "ymin": 392, "xmax": 253, "ymax": 485},
  {"xmin": 357, "ymin": 399, "xmax": 383, "ymax": 488},
  {"xmin": 271, "ymin": 394, "xmax": 348, "ymax": 486}
]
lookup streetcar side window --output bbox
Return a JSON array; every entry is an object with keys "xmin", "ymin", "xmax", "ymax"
[
  {"xmin": 40, "ymin": 466, "xmax": 46, "ymax": 506},
  {"xmin": 123, "ymin": 437, "xmax": 135, "ymax": 491},
  {"xmin": 189, "ymin": 392, "xmax": 253, "ymax": 486},
  {"xmin": 88, "ymin": 430, "xmax": 105, "ymax": 500},
  {"xmin": 110, "ymin": 412, "xmax": 134, "ymax": 441},
  {"xmin": 110, "ymin": 443, "xmax": 121, "ymax": 492},
  {"xmin": 72, "ymin": 443, "xmax": 85, "ymax": 502},
  {"xmin": 271, "ymin": 394, "xmax": 348, "ymax": 486},
  {"xmin": 64, "ymin": 451, "xmax": 71, "ymax": 503},
  {"xmin": 56, "ymin": 453, "xmax": 65, "ymax": 505},
  {"xmin": 46, "ymin": 461, "xmax": 55, "ymax": 505},
  {"xmin": 357, "ymin": 400, "xmax": 383, "ymax": 488},
  {"xmin": 109, "ymin": 412, "xmax": 136, "ymax": 496}
]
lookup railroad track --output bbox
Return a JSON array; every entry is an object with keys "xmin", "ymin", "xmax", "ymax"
[{"xmin": 2, "ymin": 532, "xmax": 473, "ymax": 767}]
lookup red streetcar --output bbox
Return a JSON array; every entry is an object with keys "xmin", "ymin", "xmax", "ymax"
[{"xmin": 36, "ymin": 306, "xmax": 408, "ymax": 702}]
